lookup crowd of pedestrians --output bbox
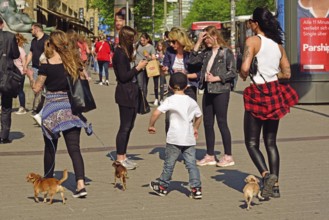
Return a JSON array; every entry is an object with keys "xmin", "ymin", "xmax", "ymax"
[{"xmin": 0, "ymin": 6, "xmax": 297, "ymax": 203}]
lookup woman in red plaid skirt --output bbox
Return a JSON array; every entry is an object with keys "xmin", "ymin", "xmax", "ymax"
[{"xmin": 240, "ymin": 7, "xmax": 298, "ymax": 200}]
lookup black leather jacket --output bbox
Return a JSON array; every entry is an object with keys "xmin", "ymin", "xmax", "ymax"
[{"xmin": 189, "ymin": 47, "xmax": 236, "ymax": 94}]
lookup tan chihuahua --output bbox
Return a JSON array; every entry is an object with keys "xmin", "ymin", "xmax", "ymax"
[
  {"xmin": 112, "ymin": 161, "xmax": 128, "ymax": 191},
  {"xmin": 26, "ymin": 169, "xmax": 68, "ymax": 204},
  {"xmin": 243, "ymin": 175, "xmax": 264, "ymax": 210}
]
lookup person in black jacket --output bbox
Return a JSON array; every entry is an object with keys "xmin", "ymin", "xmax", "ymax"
[
  {"xmin": 189, "ymin": 26, "xmax": 236, "ymax": 167},
  {"xmin": 0, "ymin": 17, "xmax": 20, "ymax": 143},
  {"xmin": 112, "ymin": 26, "xmax": 148, "ymax": 170}
]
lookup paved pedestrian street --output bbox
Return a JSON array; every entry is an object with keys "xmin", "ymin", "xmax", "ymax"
[{"xmin": 1, "ymin": 70, "xmax": 328, "ymax": 219}]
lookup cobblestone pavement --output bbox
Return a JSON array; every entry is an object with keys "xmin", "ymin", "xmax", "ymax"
[{"xmin": 1, "ymin": 69, "xmax": 328, "ymax": 220}]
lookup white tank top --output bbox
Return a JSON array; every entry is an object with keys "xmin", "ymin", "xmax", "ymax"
[{"xmin": 252, "ymin": 34, "xmax": 281, "ymax": 84}]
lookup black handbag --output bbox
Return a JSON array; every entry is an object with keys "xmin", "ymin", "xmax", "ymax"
[
  {"xmin": 137, "ymin": 88, "xmax": 150, "ymax": 115},
  {"xmin": 67, "ymin": 75, "xmax": 96, "ymax": 115},
  {"xmin": 0, "ymin": 32, "xmax": 23, "ymax": 98},
  {"xmin": 0, "ymin": 65, "xmax": 22, "ymax": 98}
]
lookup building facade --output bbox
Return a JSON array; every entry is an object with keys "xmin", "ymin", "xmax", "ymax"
[{"xmin": 23, "ymin": 0, "xmax": 98, "ymax": 35}]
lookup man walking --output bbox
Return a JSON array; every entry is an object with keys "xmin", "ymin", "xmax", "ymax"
[
  {"xmin": 0, "ymin": 17, "xmax": 20, "ymax": 143},
  {"xmin": 23, "ymin": 23, "xmax": 48, "ymax": 123}
]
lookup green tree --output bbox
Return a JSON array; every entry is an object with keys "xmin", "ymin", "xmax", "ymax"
[
  {"xmin": 183, "ymin": 0, "xmax": 276, "ymax": 28},
  {"xmin": 134, "ymin": 0, "xmax": 175, "ymax": 35},
  {"xmin": 89, "ymin": 0, "xmax": 115, "ymax": 29}
]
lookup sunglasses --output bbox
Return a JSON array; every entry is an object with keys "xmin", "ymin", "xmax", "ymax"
[{"xmin": 170, "ymin": 40, "xmax": 177, "ymax": 44}]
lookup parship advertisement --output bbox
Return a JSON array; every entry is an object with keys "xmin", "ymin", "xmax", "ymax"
[{"xmin": 297, "ymin": 0, "xmax": 329, "ymax": 73}]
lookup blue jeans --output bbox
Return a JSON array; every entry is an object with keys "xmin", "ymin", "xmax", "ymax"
[
  {"xmin": 159, "ymin": 143, "xmax": 201, "ymax": 189},
  {"xmin": 98, "ymin": 61, "xmax": 109, "ymax": 81},
  {"xmin": 17, "ymin": 75, "xmax": 26, "ymax": 108}
]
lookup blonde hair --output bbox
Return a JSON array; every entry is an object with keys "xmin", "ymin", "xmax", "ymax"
[
  {"xmin": 168, "ymin": 28, "xmax": 194, "ymax": 52},
  {"xmin": 45, "ymin": 30, "xmax": 82, "ymax": 80},
  {"xmin": 156, "ymin": 39, "xmax": 166, "ymax": 53},
  {"xmin": 15, "ymin": 33, "xmax": 27, "ymax": 47},
  {"xmin": 203, "ymin": 26, "xmax": 228, "ymax": 47}
]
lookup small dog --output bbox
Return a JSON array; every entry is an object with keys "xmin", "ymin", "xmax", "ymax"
[
  {"xmin": 243, "ymin": 175, "xmax": 264, "ymax": 210},
  {"xmin": 112, "ymin": 161, "xmax": 128, "ymax": 191},
  {"xmin": 26, "ymin": 169, "xmax": 68, "ymax": 204}
]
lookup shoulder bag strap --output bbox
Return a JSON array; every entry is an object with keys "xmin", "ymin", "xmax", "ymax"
[{"xmin": 98, "ymin": 42, "xmax": 105, "ymax": 52}]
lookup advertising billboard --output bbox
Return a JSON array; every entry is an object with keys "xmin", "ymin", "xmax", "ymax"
[{"xmin": 297, "ymin": 0, "xmax": 329, "ymax": 74}]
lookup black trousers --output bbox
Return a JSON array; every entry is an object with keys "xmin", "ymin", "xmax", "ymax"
[
  {"xmin": 44, "ymin": 127, "xmax": 85, "ymax": 182},
  {"xmin": 203, "ymin": 91, "xmax": 232, "ymax": 156},
  {"xmin": 116, "ymin": 105, "xmax": 137, "ymax": 155},
  {"xmin": 244, "ymin": 111, "xmax": 280, "ymax": 178},
  {"xmin": 0, "ymin": 94, "xmax": 13, "ymax": 139}
]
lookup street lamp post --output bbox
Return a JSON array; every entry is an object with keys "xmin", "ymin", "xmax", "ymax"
[
  {"xmin": 164, "ymin": 0, "xmax": 167, "ymax": 30},
  {"xmin": 230, "ymin": 0, "xmax": 236, "ymax": 56},
  {"xmin": 152, "ymin": 0, "xmax": 155, "ymax": 38}
]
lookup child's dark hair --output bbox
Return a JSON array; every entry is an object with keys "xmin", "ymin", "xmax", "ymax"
[{"xmin": 169, "ymin": 72, "xmax": 187, "ymax": 91}]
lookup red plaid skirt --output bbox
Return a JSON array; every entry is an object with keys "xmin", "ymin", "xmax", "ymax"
[{"xmin": 243, "ymin": 80, "xmax": 299, "ymax": 120}]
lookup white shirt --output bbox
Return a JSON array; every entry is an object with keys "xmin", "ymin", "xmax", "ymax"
[
  {"xmin": 157, "ymin": 94, "xmax": 202, "ymax": 146},
  {"xmin": 172, "ymin": 56, "xmax": 185, "ymax": 72},
  {"xmin": 253, "ymin": 34, "xmax": 281, "ymax": 84}
]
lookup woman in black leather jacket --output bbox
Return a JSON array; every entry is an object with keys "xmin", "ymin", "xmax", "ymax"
[{"xmin": 189, "ymin": 26, "xmax": 236, "ymax": 167}]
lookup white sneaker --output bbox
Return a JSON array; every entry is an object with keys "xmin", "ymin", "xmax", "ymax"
[
  {"xmin": 105, "ymin": 80, "xmax": 109, "ymax": 86},
  {"xmin": 153, "ymin": 99, "xmax": 159, "ymax": 106},
  {"xmin": 31, "ymin": 114, "xmax": 42, "ymax": 126},
  {"xmin": 98, "ymin": 81, "xmax": 104, "ymax": 85},
  {"xmin": 15, "ymin": 107, "xmax": 27, "ymax": 115}
]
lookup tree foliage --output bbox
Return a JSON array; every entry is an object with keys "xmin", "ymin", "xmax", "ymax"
[
  {"xmin": 183, "ymin": 0, "xmax": 276, "ymax": 28},
  {"xmin": 133, "ymin": 0, "xmax": 175, "ymax": 34},
  {"xmin": 89, "ymin": 0, "xmax": 115, "ymax": 29}
]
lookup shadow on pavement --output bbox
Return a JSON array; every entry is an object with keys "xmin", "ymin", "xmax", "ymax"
[
  {"xmin": 54, "ymin": 170, "xmax": 92, "ymax": 193},
  {"xmin": 106, "ymin": 151, "xmax": 144, "ymax": 162},
  {"xmin": 9, "ymin": 131, "xmax": 25, "ymax": 140},
  {"xmin": 144, "ymin": 180, "xmax": 190, "ymax": 197},
  {"xmin": 211, "ymin": 169, "xmax": 252, "ymax": 193}
]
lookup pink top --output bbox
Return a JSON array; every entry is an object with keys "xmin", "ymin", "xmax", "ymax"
[{"xmin": 14, "ymin": 47, "xmax": 26, "ymax": 74}]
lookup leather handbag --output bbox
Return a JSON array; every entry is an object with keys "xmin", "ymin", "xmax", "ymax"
[
  {"xmin": 67, "ymin": 75, "xmax": 96, "ymax": 115},
  {"xmin": 137, "ymin": 88, "xmax": 150, "ymax": 115},
  {"xmin": 0, "ymin": 32, "xmax": 23, "ymax": 98}
]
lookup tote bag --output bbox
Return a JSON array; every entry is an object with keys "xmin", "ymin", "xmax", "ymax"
[
  {"xmin": 67, "ymin": 76, "xmax": 96, "ymax": 115},
  {"xmin": 146, "ymin": 60, "xmax": 160, "ymax": 77}
]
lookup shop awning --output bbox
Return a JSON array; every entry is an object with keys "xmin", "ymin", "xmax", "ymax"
[{"xmin": 36, "ymin": 5, "xmax": 93, "ymax": 34}]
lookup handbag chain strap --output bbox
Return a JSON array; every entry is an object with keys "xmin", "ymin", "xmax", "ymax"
[{"xmin": 249, "ymin": 71, "xmax": 272, "ymax": 96}]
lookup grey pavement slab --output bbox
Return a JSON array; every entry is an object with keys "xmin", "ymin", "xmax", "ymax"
[{"xmin": 0, "ymin": 69, "xmax": 328, "ymax": 219}]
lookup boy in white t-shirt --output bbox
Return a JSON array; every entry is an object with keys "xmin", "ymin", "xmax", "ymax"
[{"xmin": 148, "ymin": 72, "xmax": 203, "ymax": 199}]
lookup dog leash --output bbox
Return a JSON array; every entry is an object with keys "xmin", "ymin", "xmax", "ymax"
[
  {"xmin": 91, "ymin": 130, "xmax": 115, "ymax": 161},
  {"xmin": 43, "ymin": 139, "xmax": 56, "ymax": 178},
  {"xmin": 42, "ymin": 126, "xmax": 115, "ymax": 178}
]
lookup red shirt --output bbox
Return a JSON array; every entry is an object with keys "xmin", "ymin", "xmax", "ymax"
[
  {"xmin": 243, "ymin": 81, "xmax": 298, "ymax": 120},
  {"xmin": 95, "ymin": 41, "xmax": 111, "ymax": 62}
]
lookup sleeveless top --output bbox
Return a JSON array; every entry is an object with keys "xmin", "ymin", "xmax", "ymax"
[{"xmin": 253, "ymin": 34, "xmax": 281, "ymax": 84}]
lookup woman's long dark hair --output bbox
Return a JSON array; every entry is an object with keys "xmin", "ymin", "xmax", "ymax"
[
  {"xmin": 119, "ymin": 26, "xmax": 137, "ymax": 61},
  {"xmin": 140, "ymin": 32, "xmax": 153, "ymax": 45},
  {"xmin": 252, "ymin": 7, "xmax": 284, "ymax": 44}
]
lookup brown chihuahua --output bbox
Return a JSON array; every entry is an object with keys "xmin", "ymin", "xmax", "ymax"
[
  {"xmin": 26, "ymin": 169, "xmax": 68, "ymax": 204},
  {"xmin": 112, "ymin": 161, "xmax": 128, "ymax": 191},
  {"xmin": 243, "ymin": 175, "xmax": 264, "ymax": 210}
]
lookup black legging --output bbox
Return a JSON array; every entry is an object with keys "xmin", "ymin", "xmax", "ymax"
[
  {"xmin": 153, "ymin": 74, "xmax": 166, "ymax": 101},
  {"xmin": 44, "ymin": 127, "xmax": 84, "ymax": 182},
  {"xmin": 116, "ymin": 105, "xmax": 137, "ymax": 155},
  {"xmin": 203, "ymin": 91, "xmax": 232, "ymax": 156},
  {"xmin": 244, "ymin": 111, "xmax": 280, "ymax": 178}
]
